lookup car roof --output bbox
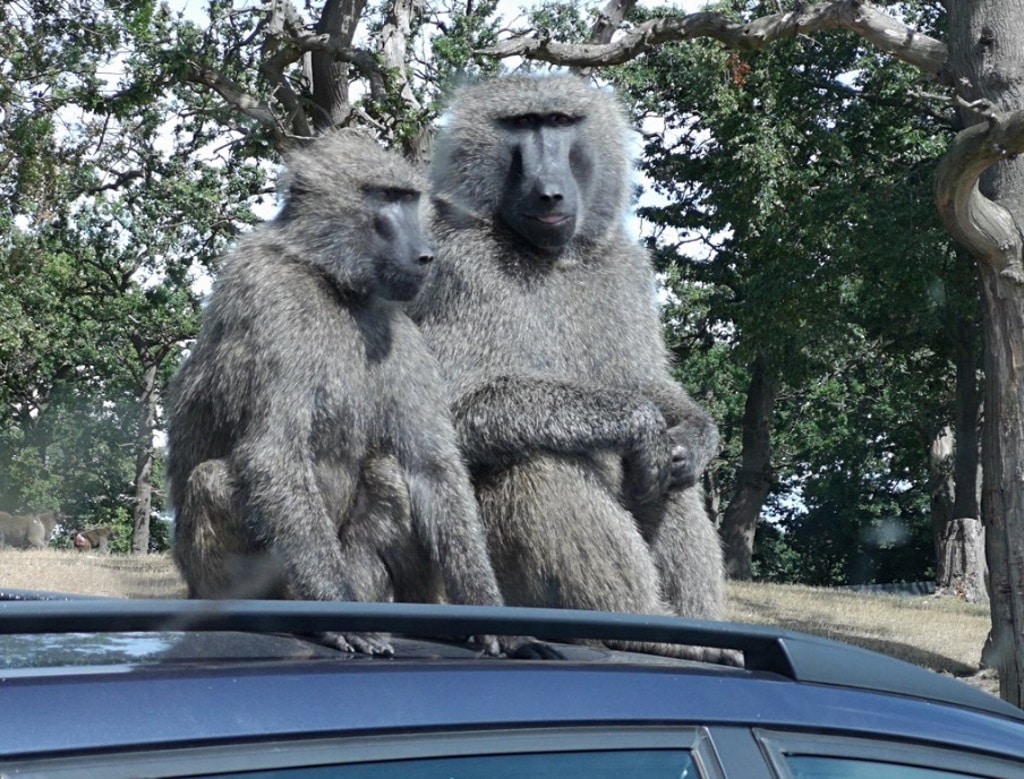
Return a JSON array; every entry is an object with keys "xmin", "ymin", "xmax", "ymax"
[
  {"xmin": 0, "ymin": 595, "xmax": 1016, "ymax": 721},
  {"xmin": 2, "ymin": 596, "xmax": 1023, "ymax": 767}
]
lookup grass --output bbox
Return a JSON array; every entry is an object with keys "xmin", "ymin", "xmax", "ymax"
[
  {"xmin": 0, "ymin": 549, "xmax": 996, "ymax": 692},
  {"xmin": 727, "ymin": 580, "xmax": 989, "ymax": 676}
]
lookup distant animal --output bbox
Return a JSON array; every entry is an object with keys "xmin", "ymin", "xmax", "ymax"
[
  {"xmin": 166, "ymin": 130, "xmax": 538, "ymax": 658},
  {"xmin": 410, "ymin": 75, "xmax": 727, "ymax": 659},
  {"xmin": 0, "ymin": 511, "xmax": 57, "ymax": 549},
  {"xmin": 73, "ymin": 526, "xmax": 114, "ymax": 553}
]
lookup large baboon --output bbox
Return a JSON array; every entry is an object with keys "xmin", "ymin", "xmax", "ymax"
[
  {"xmin": 0, "ymin": 511, "xmax": 57, "ymax": 549},
  {"xmin": 166, "ymin": 131, "xmax": 517, "ymax": 657},
  {"xmin": 410, "ymin": 76, "xmax": 726, "ymax": 653}
]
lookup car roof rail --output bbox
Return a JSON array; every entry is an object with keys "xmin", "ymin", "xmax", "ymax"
[{"xmin": 0, "ymin": 598, "xmax": 1016, "ymax": 720}]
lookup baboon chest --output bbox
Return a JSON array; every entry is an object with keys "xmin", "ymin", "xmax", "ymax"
[{"xmin": 505, "ymin": 264, "xmax": 627, "ymax": 375}]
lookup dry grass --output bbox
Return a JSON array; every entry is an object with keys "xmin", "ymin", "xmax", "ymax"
[
  {"xmin": 0, "ymin": 548, "xmax": 186, "ymax": 599},
  {"xmin": 0, "ymin": 549, "xmax": 994, "ymax": 690},
  {"xmin": 727, "ymin": 580, "xmax": 990, "ymax": 677}
]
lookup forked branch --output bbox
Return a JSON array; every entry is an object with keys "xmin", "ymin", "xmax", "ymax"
[{"xmin": 480, "ymin": 0, "xmax": 950, "ymax": 83}]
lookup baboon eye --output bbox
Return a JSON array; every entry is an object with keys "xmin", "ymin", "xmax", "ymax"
[
  {"xmin": 500, "ymin": 114, "xmax": 542, "ymax": 130},
  {"xmin": 364, "ymin": 186, "xmax": 420, "ymax": 205},
  {"xmin": 546, "ymin": 113, "xmax": 579, "ymax": 127}
]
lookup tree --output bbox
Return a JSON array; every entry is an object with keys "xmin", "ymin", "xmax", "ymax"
[
  {"xmin": 612, "ymin": 5, "xmax": 970, "ymax": 587},
  {"xmin": 1, "ymin": 2, "xmax": 264, "ymax": 549},
  {"xmin": 485, "ymin": 0, "xmax": 1024, "ymax": 705}
]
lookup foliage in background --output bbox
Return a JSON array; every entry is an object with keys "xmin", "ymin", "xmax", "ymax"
[
  {"xmin": 611, "ymin": 0, "xmax": 978, "ymax": 585},
  {"xmin": 1, "ymin": 1, "xmax": 266, "ymax": 548}
]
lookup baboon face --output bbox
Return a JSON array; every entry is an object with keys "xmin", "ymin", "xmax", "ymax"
[
  {"xmin": 365, "ymin": 186, "xmax": 434, "ymax": 302},
  {"xmin": 432, "ymin": 77, "xmax": 630, "ymax": 253},
  {"xmin": 496, "ymin": 112, "xmax": 591, "ymax": 253}
]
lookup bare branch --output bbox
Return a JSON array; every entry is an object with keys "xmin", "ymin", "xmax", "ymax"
[
  {"xmin": 184, "ymin": 63, "xmax": 285, "ymax": 140},
  {"xmin": 574, "ymin": 0, "xmax": 638, "ymax": 77},
  {"xmin": 262, "ymin": 0, "xmax": 313, "ymax": 138},
  {"xmin": 935, "ymin": 108, "xmax": 1024, "ymax": 283},
  {"xmin": 589, "ymin": 0, "xmax": 637, "ymax": 46},
  {"xmin": 480, "ymin": 0, "xmax": 950, "ymax": 84}
]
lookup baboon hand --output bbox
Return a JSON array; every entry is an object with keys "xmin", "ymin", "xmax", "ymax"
[
  {"xmin": 667, "ymin": 424, "xmax": 701, "ymax": 490},
  {"xmin": 622, "ymin": 405, "xmax": 673, "ymax": 505},
  {"xmin": 470, "ymin": 635, "xmax": 563, "ymax": 659}
]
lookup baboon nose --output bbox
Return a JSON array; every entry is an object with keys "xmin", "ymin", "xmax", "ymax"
[{"xmin": 419, "ymin": 252, "xmax": 435, "ymax": 265}]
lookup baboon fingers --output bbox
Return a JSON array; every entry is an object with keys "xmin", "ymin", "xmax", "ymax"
[
  {"xmin": 668, "ymin": 444, "xmax": 700, "ymax": 490},
  {"xmin": 318, "ymin": 631, "xmax": 395, "ymax": 657}
]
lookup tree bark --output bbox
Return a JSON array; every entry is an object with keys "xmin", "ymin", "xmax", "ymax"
[
  {"xmin": 311, "ymin": 0, "xmax": 368, "ymax": 132},
  {"xmin": 131, "ymin": 361, "xmax": 159, "ymax": 555},
  {"xmin": 933, "ymin": 313, "xmax": 986, "ymax": 602},
  {"xmin": 952, "ymin": 312, "xmax": 982, "ymax": 522},
  {"xmin": 941, "ymin": 0, "xmax": 1024, "ymax": 705},
  {"xmin": 719, "ymin": 354, "xmax": 776, "ymax": 580}
]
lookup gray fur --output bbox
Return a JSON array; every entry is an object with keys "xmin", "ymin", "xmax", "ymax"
[
  {"xmin": 411, "ymin": 75, "xmax": 727, "ymax": 659},
  {"xmin": 166, "ymin": 131, "xmax": 512, "ymax": 656},
  {"xmin": 73, "ymin": 526, "xmax": 114, "ymax": 553},
  {"xmin": 0, "ymin": 511, "xmax": 56, "ymax": 549}
]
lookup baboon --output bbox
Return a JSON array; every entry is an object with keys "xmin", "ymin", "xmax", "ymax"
[
  {"xmin": 166, "ymin": 131, "xmax": 523, "ymax": 657},
  {"xmin": 410, "ymin": 76, "xmax": 727, "ymax": 657},
  {"xmin": 0, "ymin": 511, "xmax": 57, "ymax": 549},
  {"xmin": 74, "ymin": 526, "xmax": 114, "ymax": 553}
]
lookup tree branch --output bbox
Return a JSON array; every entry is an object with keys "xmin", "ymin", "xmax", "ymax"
[
  {"xmin": 589, "ymin": 0, "xmax": 637, "ymax": 46},
  {"xmin": 480, "ymin": 0, "xmax": 950, "ymax": 84},
  {"xmin": 184, "ymin": 64, "xmax": 285, "ymax": 141},
  {"xmin": 935, "ymin": 105, "xmax": 1024, "ymax": 284},
  {"xmin": 262, "ymin": 0, "xmax": 313, "ymax": 139},
  {"xmin": 379, "ymin": 0, "xmax": 422, "ymax": 110}
]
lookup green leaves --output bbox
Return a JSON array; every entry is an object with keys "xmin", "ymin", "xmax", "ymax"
[
  {"xmin": 0, "ymin": 2, "xmax": 265, "ymax": 547},
  {"xmin": 615, "ymin": 0, "xmax": 972, "ymax": 584}
]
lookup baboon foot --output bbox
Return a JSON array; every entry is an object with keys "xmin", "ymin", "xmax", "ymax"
[{"xmin": 318, "ymin": 631, "xmax": 394, "ymax": 657}]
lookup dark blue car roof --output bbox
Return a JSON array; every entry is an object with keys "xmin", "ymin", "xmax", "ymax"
[{"xmin": 0, "ymin": 598, "xmax": 1021, "ymax": 763}]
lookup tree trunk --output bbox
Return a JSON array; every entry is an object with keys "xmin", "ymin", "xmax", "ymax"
[
  {"xmin": 943, "ymin": 0, "xmax": 1024, "ymax": 706},
  {"xmin": 311, "ymin": 0, "xmax": 368, "ymax": 132},
  {"xmin": 131, "ymin": 361, "xmax": 159, "ymax": 554},
  {"xmin": 929, "ymin": 425, "xmax": 956, "ymax": 564},
  {"xmin": 952, "ymin": 311, "xmax": 983, "ymax": 521},
  {"xmin": 719, "ymin": 354, "xmax": 776, "ymax": 580},
  {"xmin": 939, "ymin": 517, "xmax": 988, "ymax": 604},
  {"xmin": 933, "ymin": 313, "xmax": 986, "ymax": 602}
]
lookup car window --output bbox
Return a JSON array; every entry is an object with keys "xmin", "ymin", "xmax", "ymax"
[
  {"xmin": 205, "ymin": 749, "xmax": 697, "ymax": 779},
  {"xmin": 787, "ymin": 756, "xmax": 988, "ymax": 779},
  {"xmin": 759, "ymin": 730, "xmax": 1024, "ymax": 779}
]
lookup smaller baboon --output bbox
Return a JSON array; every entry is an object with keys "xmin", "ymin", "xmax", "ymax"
[
  {"xmin": 74, "ymin": 526, "xmax": 114, "ymax": 553},
  {"xmin": 166, "ymin": 131, "xmax": 540, "ymax": 658},
  {"xmin": 0, "ymin": 511, "xmax": 57, "ymax": 549}
]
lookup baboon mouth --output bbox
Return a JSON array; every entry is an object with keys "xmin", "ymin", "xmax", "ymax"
[{"xmin": 533, "ymin": 214, "xmax": 571, "ymax": 226}]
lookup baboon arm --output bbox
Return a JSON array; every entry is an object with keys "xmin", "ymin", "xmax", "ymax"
[
  {"xmin": 232, "ymin": 433, "xmax": 359, "ymax": 603},
  {"xmin": 451, "ymin": 375, "xmax": 665, "ymax": 467},
  {"xmin": 404, "ymin": 463, "xmax": 504, "ymax": 607}
]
